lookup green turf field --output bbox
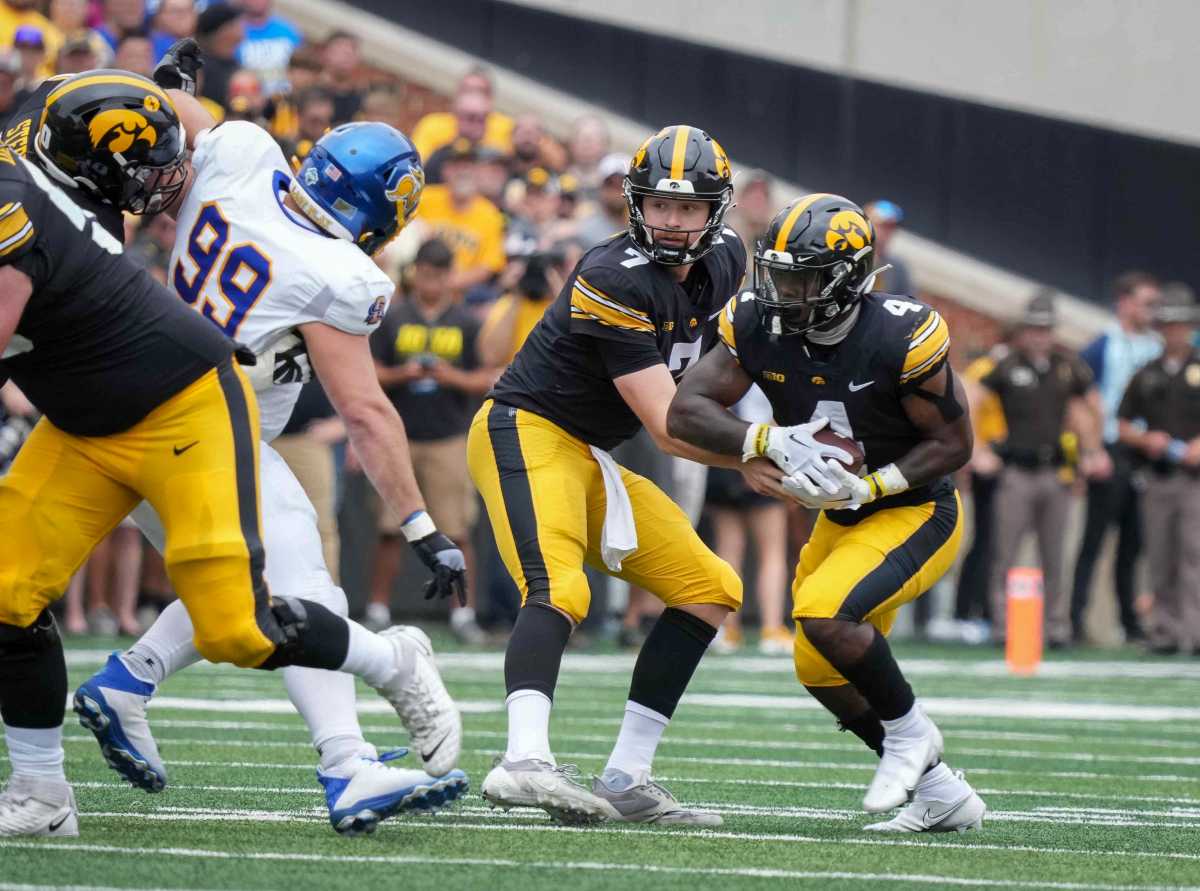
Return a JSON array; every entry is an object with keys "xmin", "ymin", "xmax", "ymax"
[{"xmin": 2, "ymin": 633, "xmax": 1198, "ymax": 890}]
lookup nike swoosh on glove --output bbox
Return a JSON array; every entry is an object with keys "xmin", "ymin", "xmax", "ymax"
[
  {"xmin": 271, "ymin": 332, "xmax": 312, "ymax": 385},
  {"xmin": 153, "ymin": 37, "xmax": 203, "ymax": 96},
  {"xmin": 410, "ymin": 531, "xmax": 468, "ymax": 606}
]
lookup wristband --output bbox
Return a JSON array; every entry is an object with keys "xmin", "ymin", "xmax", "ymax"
[
  {"xmin": 742, "ymin": 423, "xmax": 770, "ymax": 463},
  {"xmin": 399, "ymin": 509, "xmax": 436, "ymax": 542},
  {"xmin": 862, "ymin": 463, "xmax": 909, "ymax": 500},
  {"xmin": 1166, "ymin": 439, "xmax": 1188, "ymax": 464}
]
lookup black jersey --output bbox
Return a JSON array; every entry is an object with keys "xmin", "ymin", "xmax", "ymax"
[
  {"xmin": 491, "ymin": 230, "xmax": 746, "ymax": 450},
  {"xmin": 1, "ymin": 76, "xmax": 126, "ymax": 242},
  {"xmin": 720, "ymin": 290, "xmax": 955, "ymax": 524},
  {"xmin": 0, "ymin": 149, "xmax": 233, "ymax": 437}
]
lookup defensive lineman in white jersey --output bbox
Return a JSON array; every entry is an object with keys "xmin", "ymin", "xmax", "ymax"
[{"xmin": 74, "ymin": 72, "xmax": 470, "ymax": 834}]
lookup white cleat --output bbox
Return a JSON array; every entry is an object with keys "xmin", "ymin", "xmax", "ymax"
[
  {"xmin": 864, "ymin": 768, "xmax": 986, "ymax": 833},
  {"xmin": 592, "ymin": 768, "xmax": 723, "ymax": 827},
  {"xmin": 0, "ymin": 775, "xmax": 79, "ymax": 838},
  {"xmin": 374, "ymin": 626, "xmax": 462, "ymax": 776},
  {"xmin": 318, "ymin": 749, "xmax": 469, "ymax": 836},
  {"xmin": 863, "ymin": 708, "xmax": 944, "ymax": 813},
  {"xmin": 482, "ymin": 757, "xmax": 618, "ymax": 825}
]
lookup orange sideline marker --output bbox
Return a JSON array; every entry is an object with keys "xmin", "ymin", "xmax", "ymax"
[{"xmin": 1006, "ymin": 566, "xmax": 1043, "ymax": 676}]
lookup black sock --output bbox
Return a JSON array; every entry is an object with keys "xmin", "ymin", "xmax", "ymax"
[
  {"xmin": 627, "ymin": 608, "xmax": 717, "ymax": 719},
  {"xmin": 505, "ymin": 603, "xmax": 572, "ymax": 699},
  {"xmin": 257, "ymin": 598, "xmax": 351, "ymax": 671},
  {"xmin": 0, "ymin": 611, "xmax": 67, "ymax": 728},
  {"xmin": 839, "ymin": 627, "xmax": 915, "ymax": 721},
  {"xmin": 839, "ymin": 708, "xmax": 885, "ymax": 758}
]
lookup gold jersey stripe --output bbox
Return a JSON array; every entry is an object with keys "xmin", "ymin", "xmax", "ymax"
[
  {"xmin": 575, "ymin": 275, "xmax": 652, "ymax": 323},
  {"xmin": 717, "ymin": 296, "xmax": 738, "ymax": 354},
  {"xmin": 901, "ymin": 337, "xmax": 951, "ymax": 383},
  {"xmin": 908, "ymin": 310, "xmax": 940, "ymax": 348},
  {"xmin": 669, "ymin": 125, "xmax": 690, "ymax": 180},
  {"xmin": 773, "ymin": 193, "xmax": 832, "ymax": 251},
  {"xmin": 0, "ymin": 204, "xmax": 31, "ymax": 245},
  {"xmin": 570, "ymin": 286, "xmax": 655, "ymax": 334},
  {"xmin": 903, "ymin": 313, "xmax": 949, "ymax": 374}
]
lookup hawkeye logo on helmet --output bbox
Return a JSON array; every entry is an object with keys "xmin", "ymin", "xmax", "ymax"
[
  {"xmin": 825, "ymin": 210, "xmax": 870, "ymax": 252},
  {"xmin": 88, "ymin": 109, "xmax": 156, "ymax": 154}
]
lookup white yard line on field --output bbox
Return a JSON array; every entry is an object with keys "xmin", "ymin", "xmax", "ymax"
[{"xmin": 2, "ymin": 840, "xmax": 1198, "ymax": 889}]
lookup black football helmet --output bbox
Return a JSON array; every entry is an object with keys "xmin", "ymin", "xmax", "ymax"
[
  {"xmin": 754, "ymin": 193, "xmax": 880, "ymax": 337},
  {"xmin": 35, "ymin": 70, "xmax": 187, "ymax": 214},
  {"xmin": 624, "ymin": 124, "xmax": 733, "ymax": 265}
]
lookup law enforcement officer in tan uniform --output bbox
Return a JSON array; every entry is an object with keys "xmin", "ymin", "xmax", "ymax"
[
  {"xmin": 977, "ymin": 291, "xmax": 1106, "ymax": 646},
  {"xmin": 1118, "ymin": 284, "xmax": 1200, "ymax": 655}
]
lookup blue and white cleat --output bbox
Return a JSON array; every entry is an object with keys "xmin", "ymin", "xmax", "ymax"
[
  {"xmin": 72, "ymin": 653, "xmax": 166, "ymax": 793},
  {"xmin": 317, "ymin": 749, "xmax": 469, "ymax": 836}
]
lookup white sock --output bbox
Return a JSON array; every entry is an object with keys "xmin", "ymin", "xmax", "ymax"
[
  {"xmin": 603, "ymin": 701, "xmax": 669, "ymax": 784},
  {"xmin": 282, "ymin": 664, "xmax": 373, "ymax": 770},
  {"xmin": 504, "ymin": 689, "xmax": 553, "ymax": 764},
  {"xmin": 4, "ymin": 725, "xmax": 65, "ymax": 781},
  {"xmin": 880, "ymin": 702, "xmax": 932, "ymax": 739},
  {"xmin": 339, "ymin": 620, "xmax": 410, "ymax": 689},
  {"xmin": 914, "ymin": 761, "xmax": 962, "ymax": 799},
  {"xmin": 122, "ymin": 599, "xmax": 202, "ymax": 686}
]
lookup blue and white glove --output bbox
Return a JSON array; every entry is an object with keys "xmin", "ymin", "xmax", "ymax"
[{"xmin": 402, "ymin": 511, "xmax": 468, "ymax": 606}]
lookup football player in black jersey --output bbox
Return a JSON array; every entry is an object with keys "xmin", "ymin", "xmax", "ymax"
[
  {"xmin": 472, "ymin": 126, "xmax": 848, "ymax": 825},
  {"xmin": 669, "ymin": 194, "xmax": 987, "ymax": 833}
]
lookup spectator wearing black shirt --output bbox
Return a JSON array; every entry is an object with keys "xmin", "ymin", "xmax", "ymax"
[
  {"xmin": 366, "ymin": 239, "xmax": 498, "ymax": 642},
  {"xmin": 320, "ymin": 29, "xmax": 363, "ymax": 124},
  {"xmin": 196, "ymin": 3, "xmax": 243, "ymax": 109}
]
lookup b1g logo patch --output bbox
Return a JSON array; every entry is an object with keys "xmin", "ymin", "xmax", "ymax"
[{"xmin": 364, "ymin": 295, "xmax": 388, "ymax": 325}]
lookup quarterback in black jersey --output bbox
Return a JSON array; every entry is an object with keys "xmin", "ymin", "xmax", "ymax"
[
  {"xmin": 671, "ymin": 194, "xmax": 987, "ymax": 833},
  {"xmin": 472, "ymin": 125, "xmax": 825, "ymax": 825}
]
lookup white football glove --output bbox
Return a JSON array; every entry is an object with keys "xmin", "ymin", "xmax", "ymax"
[
  {"xmin": 746, "ymin": 416, "xmax": 852, "ymax": 498},
  {"xmin": 240, "ymin": 331, "xmax": 312, "ymax": 392},
  {"xmin": 819, "ymin": 462, "xmax": 911, "ymax": 511}
]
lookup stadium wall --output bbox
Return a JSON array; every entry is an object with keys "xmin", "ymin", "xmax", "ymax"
[{"xmin": 326, "ymin": 0, "xmax": 1198, "ymax": 314}]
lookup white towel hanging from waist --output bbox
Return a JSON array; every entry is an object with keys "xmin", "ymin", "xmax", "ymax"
[{"xmin": 589, "ymin": 445, "xmax": 638, "ymax": 572}]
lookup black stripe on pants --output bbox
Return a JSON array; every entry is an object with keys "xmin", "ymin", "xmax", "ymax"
[
  {"xmin": 215, "ymin": 360, "xmax": 272, "ymax": 635},
  {"xmin": 486, "ymin": 402, "xmax": 552, "ymax": 606},
  {"xmin": 835, "ymin": 494, "xmax": 959, "ymax": 623}
]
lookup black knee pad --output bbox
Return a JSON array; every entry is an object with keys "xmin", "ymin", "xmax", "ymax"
[
  {"xmin": 0, "ymin": 610, "xmax": 61, "ymax": 661},
  {"xmin": 256, "ymin": 597, "xmax": 349, "ymax": 672}
]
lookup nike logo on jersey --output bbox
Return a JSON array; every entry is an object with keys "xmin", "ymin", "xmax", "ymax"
[
  {"xmin": 173, "ymin": 441, "xmax": 199, "ymax": 456},
  {"xmin": 848, "ymin": 380, "xmax": 875, "ymax": 392}
]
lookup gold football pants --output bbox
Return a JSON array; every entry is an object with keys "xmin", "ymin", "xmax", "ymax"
[
  {"xmin": 791, "ymin": 491, "xmax": 963, "ymax": 686},
  {"xmin": 468, "ymin": 400, "xmax": 741, "ymax": 624},
  {"xmin": 0, "ymin": 362, "xmax": 277, "ymax": 668}
]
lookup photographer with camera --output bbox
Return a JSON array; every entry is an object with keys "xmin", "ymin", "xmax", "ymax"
[
  {"xmin": 366, "ymin": 238, "xmax": 498, "ymax": 642},
  {"xmin": 478, "ymin": 239, "xmax": 576, "ymax": 369}
]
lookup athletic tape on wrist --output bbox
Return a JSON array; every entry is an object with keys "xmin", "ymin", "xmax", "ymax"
[{"xmin": 400, "ymin": 510, "xmax": 437, "ymax": 542}]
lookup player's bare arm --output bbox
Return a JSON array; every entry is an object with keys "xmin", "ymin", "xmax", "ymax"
[
  {"xmin": 892, "ymin": 364, "xmax": 973, "ymax": 486},
  {"xmin": 301, "ymin": 321, "xmax": 426, "ymax": 518},
  {"xmin": 0, "ymin": 265, "xmax": 32, "ymax": 355},
  {"xmin": 613, "ymin": 362, "xmax": 747, "ymax": 468},
  {"xmin": 166, "ymin": 89, "xmax": 217, "ymax": 150},
  {"xmin": 667, "ymin": 342, "xmax": 756, "ymax": 454}
]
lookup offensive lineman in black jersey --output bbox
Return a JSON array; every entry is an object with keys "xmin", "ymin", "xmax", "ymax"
[
  {"xmin": 472, "ymin": 126, "xmax": 848, "ymax": 825},
  {"xmin": 670, "ymin": 194, "xmax": 987, "ymax": 833}
]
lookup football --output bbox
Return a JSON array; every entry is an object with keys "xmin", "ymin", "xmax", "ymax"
[{"xmin": 813, "ymin": 426, "xmax": 865, "ymax": 475}]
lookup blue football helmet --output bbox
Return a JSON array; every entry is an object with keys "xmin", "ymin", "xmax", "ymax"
[{"xmin": 289, "ymin": 121, "xmax": 424, "ymax": 256}]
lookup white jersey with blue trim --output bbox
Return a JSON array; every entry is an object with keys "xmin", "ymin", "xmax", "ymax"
[{"xmin": 169, "ymin": 121, "xmax": 395, "ymax": 441}]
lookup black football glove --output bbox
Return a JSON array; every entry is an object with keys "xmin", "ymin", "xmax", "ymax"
[
  {"xmin": 271, "ymin": 332, "xmax": 312, "ymax": 384},
  {"xmin": 153, "ymin": 37, "xmax": 204, "ymax": 96},
  {"xmin": 410, "ymin": 530, "xmax": 467, "ymax": 606}
]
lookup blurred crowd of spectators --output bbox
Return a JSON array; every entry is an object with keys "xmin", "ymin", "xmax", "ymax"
[{"xmin": 1, "ymin": 0, "xmax": 1195, "ymax": 656}]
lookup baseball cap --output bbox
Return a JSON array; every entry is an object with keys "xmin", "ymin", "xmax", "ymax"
[
  {"xmin": 868, "ymin": 199, "xmax": 904, "ymax": 224},
  {"xmin": 13, "ymin": 25, "xmax": 44, "ymax": 49},
  {"xmin": 597, "ymin": 153, "xmax": 630, "ymax": 182}
]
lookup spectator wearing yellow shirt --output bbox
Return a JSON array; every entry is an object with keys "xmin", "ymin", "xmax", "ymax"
[
  {"xmin": 478, "ymin": 246, "xmax": 574, "ymax": 368},
  {"xmin": 411, "ymin": 66, "xmax": 513, "ymax": 161},
  {"xmin": 0, "ymin": 0, "xmax": 61, "ymax": 80},
  {"xmin": 417, "ymin": 140, "xmax": 506, "ymax": 295}
]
